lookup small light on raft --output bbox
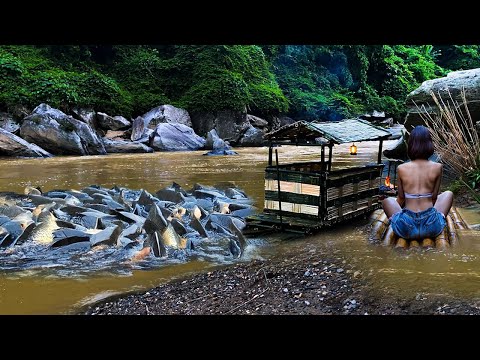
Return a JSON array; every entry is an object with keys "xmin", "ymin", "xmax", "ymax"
[
  {"xmin": 384, "ymin": 176, "xmax": 395, "ymax": 190},
  {"xmin": 349, "ymin": 142, "xmax": 357, "ymax": 155},
  {"xmin": 385, "ymin": 175, "xmax": 391, "ymax": 187}
]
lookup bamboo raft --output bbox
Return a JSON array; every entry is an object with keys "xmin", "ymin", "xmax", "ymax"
[{"xmin": 369, "ymin": 207, "xmax": 468, "ymax": 249}]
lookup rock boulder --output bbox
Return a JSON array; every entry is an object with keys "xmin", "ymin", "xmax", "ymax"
[
  {"xmin": 0, "ymin": 128, "xmax": 52, "ymax": 157},
  {"xmin": 237, "ymin": 125, "xmax": 266, "ymax": 147},
  {"xmin": 190, "ymin": 110, "xmax": 250, "ymax": 142},
  {"xmin": 20, "ymin": 104, "xmax": 106, "ymax": 155},
  {"xmin": 203, "ymin": 129, "xmax": 238, "ymax": 156},
  {"xmin": 149, "ymin": 123, "xmax": 205, "ymax": 151},
  {"xmin": 103, "ymin": 139, "xmax": 154, "ymax": 153},
  {"xmin": 405, "ymin": 68, "xmax": 480, "ymax": 132},
  {"xmin": 142, "ymin": 105, "xmax": 192, "ymax": 129}
]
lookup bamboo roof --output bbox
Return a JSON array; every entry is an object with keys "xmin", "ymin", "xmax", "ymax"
[{"xmin": 266, "ymin": 119, "xmax": 392, "ymax": 144}]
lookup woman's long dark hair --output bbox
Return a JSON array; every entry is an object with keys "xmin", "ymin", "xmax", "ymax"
[{"xmin": 407, "ymin": 125, "xmax": 434, "ymax": 160}]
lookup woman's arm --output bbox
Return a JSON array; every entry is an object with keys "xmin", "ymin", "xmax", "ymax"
[
  {"xmin": 432, "ymin": 164, "xmax": 443, "ymax": 205},
  {"xmin": 396, "ymin": 167, "xmax": 405, "ymax": 207}
]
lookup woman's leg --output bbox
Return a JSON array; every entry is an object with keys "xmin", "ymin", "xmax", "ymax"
[
  {"xmin": 382, "ymin": 197, "xmax": 402, "ymax": 219},
  {"xmin": 434, "ymin": 191, "xmax": 454, "ymax": 216}
]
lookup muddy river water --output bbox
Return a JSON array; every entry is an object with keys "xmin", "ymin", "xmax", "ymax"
[{"xmin": 1, "ymin": 141, "xmax": 479, "ymax": 314}]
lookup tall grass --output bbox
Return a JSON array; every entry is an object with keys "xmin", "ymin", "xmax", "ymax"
[{"xmin": 413, "ymin": 88, "xmax": 480, "ymax": 180}]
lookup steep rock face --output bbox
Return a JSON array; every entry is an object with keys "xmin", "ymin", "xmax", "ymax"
[
  {"xmin": 0, "ymin": 128, "xmax": 52, "ymax": 157},
  {"xmin": 142, "ymin": 105, "xmax": 192, "ymax": 129},
  {"xmin": 190, "ymin": 110, "xmax": 250, "ymax": 142},
  {"xmin": 149, "ymin": 123, "xmax": 206, "ymax": 151},
  {"xmin": 405, "ymin": 68, "xmax": 480, "ymax": 132},
  {"xmin": 20, "ymin": 104, "xmax": 106, "ymax": 155}
]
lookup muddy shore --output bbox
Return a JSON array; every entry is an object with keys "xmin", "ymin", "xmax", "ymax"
[{"xmin": 83, "ymin": 194, "xmax": 480, "ymax": 316}]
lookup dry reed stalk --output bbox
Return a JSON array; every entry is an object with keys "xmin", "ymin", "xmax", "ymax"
[{"xmin": 413, "ymin": 88, "xmax": 480, "ymax": 179}]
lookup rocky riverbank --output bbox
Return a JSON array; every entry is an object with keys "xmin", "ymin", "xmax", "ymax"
[
  {"xmin": 0, "ymin": 103, "xmax": 273, "ymax": 158},
  {"xmin": 83, "ymin": 242, "xmax": 480, "ymax": 315},
  {"xmin": 83, "ymin": 195, "xmax": 480, "ymax": 316}
]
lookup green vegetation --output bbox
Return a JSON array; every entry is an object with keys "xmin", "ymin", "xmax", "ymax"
[
  {"xmin": 447, "ymin": 179, "xmax": 464, "ymax": 194},
  {"xmin": 1, "ymin": 45, "xmax": 480, "ymax": 121}
]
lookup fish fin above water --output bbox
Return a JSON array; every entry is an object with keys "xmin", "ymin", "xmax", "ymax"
[{"xmin": 150, "ymin": 231, "xmax": 167, "ymax": 258}]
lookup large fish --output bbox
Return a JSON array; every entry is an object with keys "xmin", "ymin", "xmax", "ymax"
[
  {"xmin": 144, "ymin": 205, "xmax": 181, "ymax": 253},
  {"xmin": 148, "ymin": 231, "xmax": 167, "ymax": 258},
  {"xmin": 90, "ymin": 225, "xmax": 122, "ymax": 247},
  {"xmin": 229, "ymin": 222, "xmax": 247, "ymax": 257},
  {"xmin": 51, "ymin": 228, "xmax": 91, "ymax": 248},
  {"xmin": 30, "ymin": 211, "xmax": 60, "ymax": 244},
  {"xmin": 0, "ymin": 205, "xmax": 27, "ymax": 219}
]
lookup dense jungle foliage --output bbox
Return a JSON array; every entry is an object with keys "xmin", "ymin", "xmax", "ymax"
[{"xmin": 1, "ymin": 45, "xmax": 479, "ymax": 120}]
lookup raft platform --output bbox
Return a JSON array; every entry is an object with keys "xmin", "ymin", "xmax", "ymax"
[
  {"xmin": 244, "ymin": 119, "xmax": 391, "ymax": 236},
  {"xmin": 369, "ymin": 206, "xmax": 469, "ymax": 249}
]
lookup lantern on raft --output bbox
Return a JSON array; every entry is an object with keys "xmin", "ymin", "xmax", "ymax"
[{"xmin": 350, "ymin": 142, "xmax": 357, "ymax": 155}]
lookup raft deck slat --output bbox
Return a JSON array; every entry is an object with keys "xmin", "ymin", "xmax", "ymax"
[
  {"xmin": 246, "ymin": 204, "xmax": 381, "ymax": 235},
  {"xmin": 246, "ymin": 213, "xmax": 322, "ymax": 232}
]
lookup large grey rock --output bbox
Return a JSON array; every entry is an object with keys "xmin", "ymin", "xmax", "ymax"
[
  {"xmin": 131, "ymin": 116, "xmax": 145, "ymax": 141},
  {"xmin": 204, "ymin": 129, "xmax": 228, "ymax": 150},
  {"xmin": 70, "ymin": 107, "xmax": 98, "ymax": 130},
  {"xmin": 237, "ymin": 125, "xmax": 266, "ymax": 147},
  {"xmin": 405, "ymin": 68, "xmax": 480, "ymax": 132},
  {"xmin": 20, "ymin": 104, "xmax": 106, "ymax": 155},
  {"xmin": 0, "ymin": 112, "xmax": 20, "ymax": 133},
  {"xmin": 103, "ymin": 139, "xmax": 154, "ymax": 153},
  {"xmin": 247, "ymin": 114, "xmax": 268, "ymax": 128},
  {"xmin": 149, "ymin": 123, "xmax": 205, "ymax": 151},
  {"xmin": 0, "ymin": 128, "xmax": 52, "ymax": 157},
  {"xmin": 135, "ymin": 128, "xmax": 154, "ymax": 144},
  {"xmin": 203, "ymin": 129, "xmax": 238, "ymax": 156},
  {"xmin": 142, "ymin": 105, "xmax": 192, "ymax": 129},
  {"xmin": 97, "ymin": 112, "xmax": 131, "ymax": 131},
  {"xmin": 190, "ymin": 110, "xmax": 250, "ymax": 142}
]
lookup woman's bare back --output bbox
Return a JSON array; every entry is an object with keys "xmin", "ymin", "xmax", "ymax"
[{"xmin": 397, "ymin": 160, "xmax": 443, "ymax": 212}]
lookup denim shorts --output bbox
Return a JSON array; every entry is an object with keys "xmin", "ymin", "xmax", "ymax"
[{"xmin": 390, "ymin": 207, "xmax": 446, "ymax": 240}]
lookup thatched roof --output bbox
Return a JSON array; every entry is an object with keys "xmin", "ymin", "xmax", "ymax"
[{"xmin": 266, "ymin": 119, "xmax": 392, "ymax": 144}]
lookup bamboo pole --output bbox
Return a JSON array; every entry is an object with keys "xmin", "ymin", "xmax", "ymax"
[
  {"xmin": 434, "ymin": 228, "xmax": 450, "ymax": 249},
  {"xmin": 446, "ymin": 214, "xmax": 458, "ymax": 246},
  {"xmin": 422, "ymin": 238, "xmax": 435, "ymax": 248},
  {"xmin": 369, "ymin": 209, "xmax": 384, "ymax": 222},
  {"xmin": 395, "ymin": 237, "xmax": 408, "ymax": 249},
  {"xmin": 450, "ymin": 207, "xmax": 467, "ymax": 230},
  {"xmin": 383, "ymin": 226, "xmax": 398, "ymax": 247},
  {"xmin": 275, "ymin": 149, "xmax": 283, "ymax": 229},
  {"xmin": 371, "ymin": 212, "xmax": 389, "ymax": 241},
  {"xmin": 410, "ymin": 240, "xmax": 421, "ymax": 249}
]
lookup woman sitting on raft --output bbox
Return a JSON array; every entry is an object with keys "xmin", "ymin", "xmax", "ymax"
[{"xmin": 382, "ymin": 125, "xmax": 453, "ymax": 240}]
